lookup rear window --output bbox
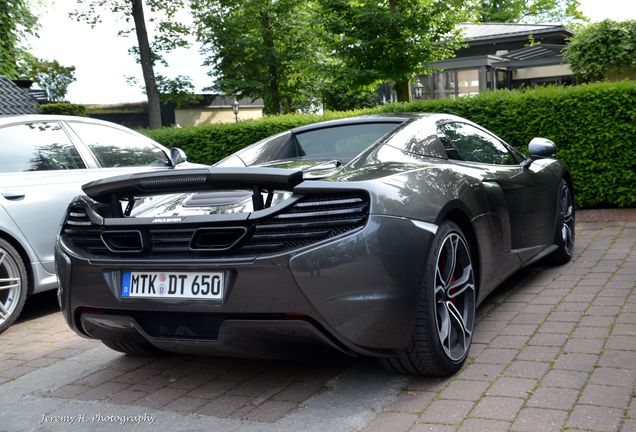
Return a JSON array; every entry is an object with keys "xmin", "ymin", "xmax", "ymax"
[
  {"xmin": 0, "ymin": 122, "xmax": 85, "ymax": 172},
  {"xmin": 294, "ymin": 123, "xmax": 400, "ymax": 160}
]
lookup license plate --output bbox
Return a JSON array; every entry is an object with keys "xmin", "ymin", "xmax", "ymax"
[{"xmin": 121, "ymin": 271, "xmax": 224, "ymax": 300}]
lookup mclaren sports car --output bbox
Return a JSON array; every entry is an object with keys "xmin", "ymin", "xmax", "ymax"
[{"xmin": 55, "ymin": 114, "xmax": 575, "ymax": 376}]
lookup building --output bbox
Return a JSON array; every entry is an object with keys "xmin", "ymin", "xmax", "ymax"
[
  {"xmin": 380, "ymin": 23, "xmax": 574, "ymax": 101},
  {"xmin": 175, "ymin": 95, "xmax": 265, "ymax": 126},
  {"xmin": 0, "ymin": 77, "xmax": 38, "ymax": 115}
]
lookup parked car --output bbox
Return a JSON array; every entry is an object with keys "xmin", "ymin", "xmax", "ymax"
[
  {"xmin": 0, "ymin": 115, "xmax": 194, "ymax": 333},
  {"xmin": 56, "ymin": 114, "xmax": 574, "ymax": 376}
]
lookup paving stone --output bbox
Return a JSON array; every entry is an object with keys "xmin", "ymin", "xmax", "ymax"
[
  {"xmin": 517, "ymin": 346, "xmax": 560, "ymax": 362},
  {"xmin": 135, "ymin": 387, "xmax": 188, "ymax": 409},
  {"xmin": 589, "ymin": 367, "xmax": 636, "ymax": 387},
  {"xmin": 46, "ymin": 384, "xmax": 91, "ymax": 399},
  {"xmin": 567, "ymin": 405, "xmax": 623, "ymax": 432},
  {"xmin": 537, "ymin": 321, "xmax": 575, "ymax": 334},
  {"xmin": 459, "ymin": 418, "xmax": 511, "ymax": 432},
  {"xmin": 578, "ymin": 384, "xmax": 632, "ymax": 408},
  {"xmin": 599, "ymin": 350, "xmax": 636, "ymax": 369},
  {"xmin": 553, "ymin": 352, "xmax": 599, "ymax": 371},
  {"xmin": 188, "ymin": 379, "xmax": 239, "ymax": 399},
  {"xmin": 605, "ymin": 335, "xmax": 636, "ymax": 351},
  {"xmin": 75, "ymin": 369, "xmax": 125, "ymax": 387},
  {"xmin": 613, "ymin": 324, "xmax": 636, "ymax": 337},
  {"xmin": 106, "ymin": 389, "xmax": 147, "ymax": 404},
  {"xmin": 457, "ymin": 363, "xmax": 505, "ymax": 381},
  {"xmin": 74, "ymin": 382, "xmax": 129, "ymax": 401},
  {"xmin": 358, "ymin": 412, "xmax": 418, "ymax": 432},
  {"xmin": 486, "ymin": 377, "xmax": 536, "ymax": 398},
  {"xmin": 504, "ymin": 361, "xmax": 550, "ymax": 379},
  {"xmin": 489, "ymin": 336, "xmax": 529, "ymax": 349},
  {"xmin": 419, "ymin": 399, "xmax": 473, "ymax": 424},
  {"xmin": 271, "ymin": 380, "xmax": 325, "ymax": 402},
  {"xmin": 580, "ymin": 315, "xmax": 615, "ymax": 327},
  {"xmin": 542, "ymin": 370, "xmax": 589, "ymax": 389},
  {"xmin": 499, "ymin": 324, "xmax": 539, "ymax": 336},
  {"xmin": 386, "ymin": 391, "xmax": 436, "ymax": 414},
  {"xmin": 571, "ymin": 326, "xmax": 611, "ymax": 339},
  {"xmin": 511, "ymin": 407, "xmax": 568, "ymax": 432},
  {"xmin": 563, "ymin": 338, "xmax": 606, "ymax": 354},
  {"xmin": 475, "ymin": 348, "xmax": 518, "ymax": 364},
  {"xmin": 470, "ymin": 396, "xmax": 524, "ymax": 421},
  {"xmin": 528, "ymin": 333, "xmax": 569, "ymax": 347},
  {"xmin": 196, "ymin": 395, "xmax": 252, "ymax": 418},
  {"xmin": 439, "ymin": 380, "xmax": 489, "ymax": 401},
  {"xmin": 163, "ymin": 396, "xmax": 209, "ymax": 413},
  {"xmin": 527, "ymin": 387, "xmax": 579, "ymax": 410},
  {"xmin": 409, "ymin": 423, "xmax": 456, "ymax": 432},
  {"xmin": 242, "ymin": 400, "xmax": 299, "ymax": 423}
]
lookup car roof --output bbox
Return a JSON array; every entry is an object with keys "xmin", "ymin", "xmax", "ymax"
[
  {"xmin": 290, "ymin": 113, "xmax": 429, "ymax": 134},
  {"xmin": 0, "ymin": 114, "xmax": 129, "ymax": 128}
]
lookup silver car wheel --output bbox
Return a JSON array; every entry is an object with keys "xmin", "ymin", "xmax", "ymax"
[
  {"xmin": 560, "ymin": 184, "xmax": 574, "ymax": 257},
  {"xmin": 0, "ymin": 246, "xmax": 22, "ymax": 326},
  {"xmin": 433, "ymin": 232, "xmax": 476, "ymax": 362}
]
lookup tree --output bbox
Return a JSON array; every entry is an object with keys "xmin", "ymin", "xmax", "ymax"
[
  {"xmin": 564, "ymin": 20, "xmax": 636, "ymax": 82},
  {"xmin": 0, "ymin": 0, "xmax": 38, "ymax": 78},
  {"xmin": 318, "ymin": 0, "xmax": 468, "ymax": 102},
  {"xmin": 192, "ymin": 0, "xmax": 327, "ymax": 114},
  {"xmin": 469, "ymin": 0, "xmax": 587, "ymax": 25},
  {"xmin": 24, "ymin": 59, "xmax": 76, "ymax": 102},
  {"xmin": 156, "ymin": 74, "xmax": 203, "ymax": 108},
  {"xmin": 72, "ymin": 0, "xmax": 189, "ymax": 128}
]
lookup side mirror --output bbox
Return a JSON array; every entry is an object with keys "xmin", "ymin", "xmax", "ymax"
[
  {"xmin": 528, "ymin": 138, "xmax": 557, "ymax": 158},
  {"xmin": 169, "ymin": 148, "xmax": 188, "ymax": 166}
]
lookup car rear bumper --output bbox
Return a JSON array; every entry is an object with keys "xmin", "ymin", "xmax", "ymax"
[{"xmin": 55, "ymin": 214, "xmax": 436, "ymax": 357}]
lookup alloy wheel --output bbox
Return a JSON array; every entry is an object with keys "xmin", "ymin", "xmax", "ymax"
[
  {"xmin": 560, "ymin": 184, "xmax": 574, "ymax": 256},
  {"xmin": 0, "ymin": 246, "xmax": 22, "ymax": 326},
  {"xmin": 433, "ymin": 232, "xmax": 476, "ymax": 362}
]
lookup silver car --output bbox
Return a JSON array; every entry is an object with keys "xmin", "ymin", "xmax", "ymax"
[{"xmin": 0, "ymin": 115, "xmax": 193, "ymax": 333}]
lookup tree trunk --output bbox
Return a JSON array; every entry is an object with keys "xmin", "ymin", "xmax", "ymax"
[
  {"xmin": 260, "ymin": 11, "xmax": 281, "ymax": 114},
  {"xmin": 132, "ymin": 0, "xmax": 161, "ymax": 129},
  {"xmin": 395, "ymin": 79, "xmax": 410, "ymax": 102}
]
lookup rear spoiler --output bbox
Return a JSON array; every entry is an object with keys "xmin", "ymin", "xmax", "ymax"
[{"xmin": 82, "ymin": 167, "xmax": 304, "ymax": 212}]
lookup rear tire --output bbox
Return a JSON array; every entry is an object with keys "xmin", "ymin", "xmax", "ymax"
[
  {"xmin": 546, "ymin": 179, "xmax": 575, "ymax": 265},
  {"xmin": 0, "ymin": 239, "xmax": 28, "ymax": 334},
  {"xmin": 102, "ymin": 340, "xmax": 161, "ymax": 356},
  {"xmin": 380, "ymin": 221, "xmax": 476, "ymax": 376}
]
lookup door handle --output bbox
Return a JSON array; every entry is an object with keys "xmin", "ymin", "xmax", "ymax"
[{"xmin": 1, "ymin": 191, "xmax": 25, "ymax": 201}]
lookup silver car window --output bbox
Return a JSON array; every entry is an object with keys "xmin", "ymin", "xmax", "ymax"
[
  {"xmin": 70, "ymin": 122, "xmax": 170, "ymax": 168},
  {"xmin": 0, "ymin": 122, "xmax": 86, "ymax": 172}
]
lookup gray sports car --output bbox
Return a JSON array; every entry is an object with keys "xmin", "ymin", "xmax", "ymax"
[
  {"xmin": 55, "ymin": 113, "xmax": 574, "ymax": 376},
  {"xmin": 0, "ymin": 115, "xmax": 192, "ymax": 333}
]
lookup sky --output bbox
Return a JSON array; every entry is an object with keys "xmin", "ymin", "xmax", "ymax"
[{"xmin": 25, "ymin": 0, "xmax": 636, "ymax": 105}]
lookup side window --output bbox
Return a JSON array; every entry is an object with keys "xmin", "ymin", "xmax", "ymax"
[
  {"xmin": 70, "ymin": 122, "xmax": 170, "ymax": 168},
  {"xmin": 438, "ymin": 122, "xmax": 518, "ymax": 165},
  {"xmin": 0, "ymin": 122, "xmax": 86, "ymax": 173},
  {"xmin": 234, "ymin": 131, "xmax": 292, "ymax": 166}
]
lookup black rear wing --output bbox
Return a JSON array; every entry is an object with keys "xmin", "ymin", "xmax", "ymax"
[{"xmin": 82, "ymin": 167, "xmax": 304, "ymax": 213}]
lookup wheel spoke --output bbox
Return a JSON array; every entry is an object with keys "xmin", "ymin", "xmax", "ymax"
[
  {"xmin": 445, "ymin": 236, "xmax": 458, "ymax": 286},
  {"xmin": 0, "ymin": 301, "xmax": 8, "ymax": 318},
  {"xmin": 436, "ymin": 301, "xmax": 451, "ymax": 352},
  {"xmin": 0, "ymin": 251, "xmax": 5, "ymax": 267},
  {"xmin": 448, "ymin": 265, "xmax": 474, "ymax": 298},
  {"xmin": 447, "ymin": 301, "xmax": 471, "ymax": 354}
]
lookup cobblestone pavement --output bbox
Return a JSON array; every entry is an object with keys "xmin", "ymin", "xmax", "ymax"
[{"xmin": 0, "ymin": 219, "xmax": 634, "ymax": 432}]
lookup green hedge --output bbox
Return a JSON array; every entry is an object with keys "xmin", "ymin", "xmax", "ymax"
[
  {"xmin": 144, "ymin": 81, "xmax": 636, "ymax": 208},
  {"xmin": 39, "ymin": 102, "xmax": 87, "ymax": 116}
]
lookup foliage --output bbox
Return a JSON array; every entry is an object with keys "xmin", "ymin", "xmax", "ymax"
[
  {"xmin": 39, "ymin": 103, "xmax": 87, "ymax": 116},
  {"xmin": 156, "ymin": 75, "xmax": 203, "ymax": 108},
  {"xmin": 0, "ymin": 0, "xmax": 39, "ymax": 78},
  {"xmin": 22, "ymin": 59, "xmax": 76, "ymax": 102},
  {"xmin": 144, "ymin": 81, "xmax": 636, "ymax": 209},
  {"xmin": 318, "ymin": 0, "xmax": 467, "ymax": 102},
  {"xmin": 564, "ymin": 20, "xmax": 636, "ymax": 82},
  {"xmin": 191, "ymin": 0, "xmax": 326, "ymax": 114},
  {"xmin": 71, "ymin": 0, "xmax": 190, "ymax": 128},
  {"xmin": 469, "ymin": 0, "xmax": 587, "ymax": 25}
]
